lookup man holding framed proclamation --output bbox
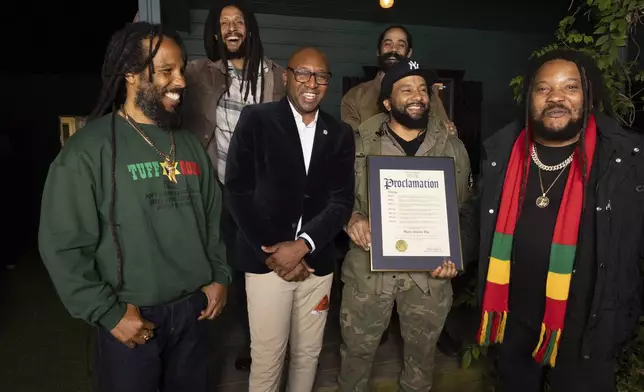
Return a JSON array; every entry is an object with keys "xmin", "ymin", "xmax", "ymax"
[{"xmin": 338, "ymin": 60, "xmax": 476, "ymax": 392}]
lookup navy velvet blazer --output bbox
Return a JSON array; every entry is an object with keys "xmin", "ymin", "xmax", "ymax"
[{"xmin": 224, "ymin": 97, "xmax": 355, "ymax": 276}]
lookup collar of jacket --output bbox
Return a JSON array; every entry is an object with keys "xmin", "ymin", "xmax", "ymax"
[
  {"xmin": 482, "ymin": 111, "xmax": 642, "ymax": 170},
  {"xmin": 364, "ymin": 78, "xmax": 381, "ymax": 94},
  {"xmin": 358, "ymin": 112, "xmax": 449, "ymax": 156}
]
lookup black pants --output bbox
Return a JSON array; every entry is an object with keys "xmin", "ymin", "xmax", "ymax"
[
  {"xmin": 220, "ymin": 201, "xmax": 251, "ymax": 352},
  {"xmin": 497, "ymin": 315, "xmax": 616, "ymax": 392},
  {"xmin": 232, "ymin": 269, "xmax": 251, "ymax": 352},
  {"xmin": 94, "ymin": 292, "xmax": 209, "ymax": 392}
]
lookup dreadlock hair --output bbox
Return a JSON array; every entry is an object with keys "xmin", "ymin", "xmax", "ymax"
[
  {"xmin": 518, "ymin": 48, "xmax": 610, "ymax": 216},
  {"xmin": 203, "ymin": 0, "xmax": 265, "ymax": 103},
  {"xmin": 87, "ymin": 22, "xmax": 187, "ymax": 292}
]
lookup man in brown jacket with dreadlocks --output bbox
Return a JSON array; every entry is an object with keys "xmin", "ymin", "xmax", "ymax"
[
  {"xmin": 182, "ymin": 0, "xmax": 286, "ymax": 371},
  {"xmin": 341, "ymin": 25, "xmax": 456, "ymax": 136},
  {"xmin": 472, "ymin": 49, "xmax": 644, "ymax": 392}
]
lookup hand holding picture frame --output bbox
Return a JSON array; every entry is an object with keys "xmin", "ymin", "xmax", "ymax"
[{"xmin": 367, "ymin": 155, "xmax": 463, "ymax": 272}]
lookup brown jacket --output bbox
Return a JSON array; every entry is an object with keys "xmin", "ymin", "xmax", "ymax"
[
  {"xmin": 340, "ymin": 77, "xmax": 451, "ymax": 132},
  {"xmin": 182, "ymin": 58, "xmax": 286, "ymax": 171}
]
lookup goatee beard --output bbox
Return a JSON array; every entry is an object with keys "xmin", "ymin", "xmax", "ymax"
[
  {"xmin": 135, "ymin": 85, "xmax": 183, "ymax": 130},
  {"xmin": 378, "ymin": 52, "xmax": 404, "ymax": 73},
  {"xmin": 390, "ymin": 105, "xmax": 428, "ymax": 129}
]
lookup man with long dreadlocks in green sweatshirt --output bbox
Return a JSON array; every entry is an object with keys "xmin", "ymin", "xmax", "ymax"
[
  {"xmin": 471, "ymin": 49, "xmax": 644, "ymax": 392},
  {"xmin": 38, "ymin": 22, "xmax": 231, "ymax": 392}
]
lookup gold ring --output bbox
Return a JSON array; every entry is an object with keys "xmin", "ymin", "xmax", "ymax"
[{"xmin": 142, "ymin": 330, "xmax": 152, "ymax": 340}]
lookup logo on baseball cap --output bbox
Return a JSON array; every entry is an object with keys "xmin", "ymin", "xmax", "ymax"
[{"xmin": 380, "ymin": 60, "xmax": 438, "ymax": 98}]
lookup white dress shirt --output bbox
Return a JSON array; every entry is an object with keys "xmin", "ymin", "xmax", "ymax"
[{"xmin": 288, "ymin": 99, "xmax": 318, "ymax": 252}]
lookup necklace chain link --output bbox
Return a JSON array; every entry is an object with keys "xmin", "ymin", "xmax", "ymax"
[
  {"xmin": 531, "ymin": 143, "xmax": 573, "ymax": 208},
  {"xmin": 530, "ymin": 144, "xmax": 574, "ymax": 171},
  {"xmin": 120, "ymin": 109, "xmax": 178, "ymax": 184},
  {"xmin": 121, "ymin": 109, "xmax": 176, "ymax": 163}
]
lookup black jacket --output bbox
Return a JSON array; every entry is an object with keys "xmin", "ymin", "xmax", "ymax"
[
  {"xmin": 224, "ymin": 97, "xmax": 355, "ymax": 276},
  {"xmin": 473, "ymin": 112, "xmax": 644, "ymax": 360}
]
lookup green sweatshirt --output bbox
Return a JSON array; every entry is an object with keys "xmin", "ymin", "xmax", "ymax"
[{"xmin": 38, "ymin": 113, "xmax": 231, "ymax": 330}]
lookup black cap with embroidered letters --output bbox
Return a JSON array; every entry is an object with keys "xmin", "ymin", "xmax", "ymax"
[{"xmin": 380, "ymin": 59, "xmax": 439, "ymax": 99}]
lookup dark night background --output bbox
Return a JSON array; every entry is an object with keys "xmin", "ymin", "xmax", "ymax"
[
  {"xmin": 1, "ymin": 0, "xmax": 642, "ymax": 272},
  {"xmin": 2, "ymin": 1, "xmax": 139, "ymax": 266},
  {"xmin": 1, "ymin": 0, "xmax": 642, "ymax": 270},
  {"xmin": 3, "ymin": 1, "xmax": 139, "ymax": 73},
  {"xmin": 0, "ymin": 1, "xmax": 642, "ymax": 391}
]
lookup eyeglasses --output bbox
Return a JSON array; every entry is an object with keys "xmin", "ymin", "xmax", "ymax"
[{"xmin": 287, "ymin": 67, "xmax": 332, "ymax": 85}]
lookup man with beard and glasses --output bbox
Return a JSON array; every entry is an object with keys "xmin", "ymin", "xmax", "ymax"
[
  {"xmin": 338, "ymin": 59, "xmax": 476, "ymax": 392},
  {"xmin": 182, "ymin": 0, "xmax": 285, "ymax": 370},
  {"xmin": 341, "ymin": 25, "xmax": 454, "ymax": 134},
  {"xmin": 470, "ymin": 49, "xmax": 644, "ymax": 392},
  {"xmin": 225, "ymin": 46, "xmax": 355, "ymax": 392},
  {"xmin": 38, "ymin": 22, "xmax": 231, "ymax": 392}
]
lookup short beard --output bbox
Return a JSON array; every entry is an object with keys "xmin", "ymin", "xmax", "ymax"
[
  {"xmin": 530, "ymin": 109, "xmax": 584, "ymax": 142},
  {"xmin": 390, "ymin": 104, "xmax": 428, "ymax": 129},
  {"xmin": 134, "ymin": 82, "xmax": 182, "ymax": 130},
  {"xmin": 378, "ymin": 52, "xmax": 404, "ymax": 73}
]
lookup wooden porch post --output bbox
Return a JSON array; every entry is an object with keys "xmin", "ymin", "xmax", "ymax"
[{"xmin": 137, "ymin": 0, "xmax": 162, "ymax": 23}]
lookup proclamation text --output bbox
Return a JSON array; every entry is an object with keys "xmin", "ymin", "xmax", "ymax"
[{"xmin": 379, "ymin": 169, "xmax": 450, "ymax": 257}]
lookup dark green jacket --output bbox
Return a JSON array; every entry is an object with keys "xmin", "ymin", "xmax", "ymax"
[
  {"xmin": 341, "ymin": 113, "xmax": 475, "ymax": 295},
  {"xmin": 38, "ymin": 113, "xmax": 231, "ymax": 330}
]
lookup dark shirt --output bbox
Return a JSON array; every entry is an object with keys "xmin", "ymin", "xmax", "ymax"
[
  {"xmin": 388, "ymin": 126, "xmax": 426, "ymax": 156},
  {"xmin": 511, "ymin": 142, "xmax": 597, "ymax": 355}
]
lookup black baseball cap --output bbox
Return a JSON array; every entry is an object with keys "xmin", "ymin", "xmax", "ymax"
[{"xmin": 380, "ymin": 59, "xmax": 438, "ymax": 99}]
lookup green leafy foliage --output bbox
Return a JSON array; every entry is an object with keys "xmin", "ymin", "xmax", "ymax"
[
  {"xmin": 510, "ymin": 0, "xmax": 644, "ymax": 127},
  {"xmin": 460, "ymin": 319, "xmax": 644, "ymax": 392},
  {"xmin": 462, "ymin": 347, "xmax": 473, "ymax": 368},
  {"xmin": 461, "ymin": 344, "xmax": 477, "ymax": 369},
  {"xmin": 615, "ymin": 316, "xmax": 644, "ymax": 392},
  {"xmin": 453, "ymin": 273, "xmax": 479, "ymax": 308}
]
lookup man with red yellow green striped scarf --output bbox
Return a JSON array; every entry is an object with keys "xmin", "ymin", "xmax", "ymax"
[{"xmin": 471, "ymin": 49, "xmax": 644, "ymax": 391}]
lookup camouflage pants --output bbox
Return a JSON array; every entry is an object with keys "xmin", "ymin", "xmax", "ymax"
[{"xmin": 338, "ymin": 282, "xmax": 452, "ymax": 392}]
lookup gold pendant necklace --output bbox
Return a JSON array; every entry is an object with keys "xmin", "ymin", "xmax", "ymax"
[
  {"xmin": 532, "ymin": 144, "xmax": 573, "ymax": 208},
  {"xmin": 536, "ymin": 167, "xmax": 568, "ymax": 208},
  {"xmin": 121, "ymin": 109, "xmax": 179, "ymax": 184}
]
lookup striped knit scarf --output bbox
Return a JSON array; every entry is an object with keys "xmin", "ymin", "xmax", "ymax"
[{"xmin": 477, "ymin": 115, "xmax": 597, "ymax": 367}]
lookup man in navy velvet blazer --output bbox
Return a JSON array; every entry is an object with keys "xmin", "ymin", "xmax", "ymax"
[{"xmin": 225, "ymin": 46, "xmax": 355, "ymax": 392}]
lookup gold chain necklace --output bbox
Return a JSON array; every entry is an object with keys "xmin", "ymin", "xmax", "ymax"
[
  {"xmin": 121, "ymin": 109, "xmax": 179, "ymax": 184},
  {"xmin": 531, "ymin": 144, "xmax": 574, "ymax": 171},
  {"xmin": 536, "ymin": 166, "xmax": 569, "ymax": 208}
]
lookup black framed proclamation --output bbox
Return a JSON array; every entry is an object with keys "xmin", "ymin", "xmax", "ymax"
[{"xmin": 367, "ymin": 155, "xmax": 463, "ymax": 271}]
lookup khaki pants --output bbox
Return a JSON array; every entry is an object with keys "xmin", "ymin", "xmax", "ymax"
[{"xmin": 246, "ymin": 271, "xmax": 334, "ymax": 392}]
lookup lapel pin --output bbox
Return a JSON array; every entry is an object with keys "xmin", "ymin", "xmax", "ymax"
[{"xmin": 323, "ymin": 130, "xmax": 328, "ymax": 135}]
